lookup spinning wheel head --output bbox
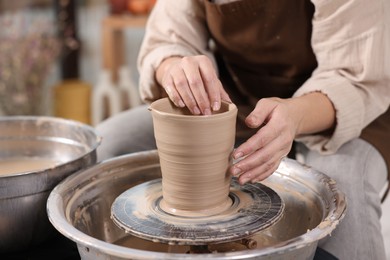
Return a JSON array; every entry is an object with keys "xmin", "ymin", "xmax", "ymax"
[{"xmin": 111, "ymin": 178, "xmax": 284, "ymax": 245}]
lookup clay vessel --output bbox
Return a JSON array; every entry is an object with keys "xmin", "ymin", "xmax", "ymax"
[{"xmin": 149, "ymin": 98, "xmax": 237, "ymax": 216}]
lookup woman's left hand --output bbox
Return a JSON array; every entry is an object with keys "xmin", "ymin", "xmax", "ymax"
[
  {"xmin": 230, "ymin": 92, "xmax": 336, "ymax": 185},
  {"xmin": 229, "ymin": 97, "xmax": 301, "ymax": 185}
]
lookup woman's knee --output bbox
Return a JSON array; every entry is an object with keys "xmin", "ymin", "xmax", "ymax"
[{"xmin": 96, "ymin": 105, "xmax": 156, "ymax": 160}]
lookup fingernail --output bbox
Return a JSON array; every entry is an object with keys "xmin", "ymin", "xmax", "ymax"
[
  {"xmin": 178, "ymin": 100, "xmax": 185, "ymax": 107},
  {"xmin": 247, "ymin": 116, "xmax": 257, "ymax": 125},
  {"xmin": 234, "ymin": 151, "xmax": 243, "ymax": 160},
  {"xmin": 212, "ymin": 101, "xmax": 220, "ymax": 111},
  {"xmin": 240, "ymin": 177, "xmax": 249, "ymax": 185},
  {"xmin": 232, "ymin": 167, "xmax": 242, "ymax": 176},
  {"xmin": 193, "ymin": 107, "xmax": 201, "ymax": 115},
  {"xmin": 165, "ymin": 87, "xmax": 172, "ymax": 96},
  {"xmin": 204, "ymin": 108, "xmax": 211, "ymax": 115}
]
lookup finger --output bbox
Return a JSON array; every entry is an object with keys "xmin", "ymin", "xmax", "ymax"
[
  {"xmin": 197, "ymin": 56, "xmax": 222, "ymax": 112},
  {"xmin": 230, "ymin": 135, "xmax": 291, "ymax": 180},
  {"xmin": 231, "ymin": 144, "xmax": 275, "ymax": 177},
  {"xmin": 205, "ymin": 78, "xmax": 232, "ymax": 111},
  {"xmin": 250, "ymin": 158, "xmax": 283, "ymax": 183},
  {"xmin": 234, "ymin": 147, "xmax": 285, "ymax": 185},
  {"xmin": 204, "ymin": 78, "xmax": 222, "ymax": 112},
  {"xmin": 245, "ymin": 99, "xmax": 278, "ymax": 128},
  {"xmin": 171, "ymin": 66, "xmax": 201, "ymax": 115},
  {"xmin": 233, "ymin": 123, "xmax": 279, "ymax": 160},
  {"xmin": 162, "ymin": 75, "xmax": 185, "ymax": 108},
  {"xmin": 181, "ymin": 57, "xmax": 211, "ymax": 115},
  {"xmin": 241, "ymin": 158, "xmax": 281, "ymax": 184}
]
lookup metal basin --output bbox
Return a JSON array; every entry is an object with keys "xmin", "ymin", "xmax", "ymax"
[
  {"xmin": 47, "ymin": 150, "xmax": 346, "ymax": 259},
  {"xmin": 0, "ymin": 116, "xmax": 100, "ymax": 252}
]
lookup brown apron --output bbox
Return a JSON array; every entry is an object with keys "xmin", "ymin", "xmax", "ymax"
[{"xmin": 204, "ymin": 0, "xmax": 390, "ymax": 184}]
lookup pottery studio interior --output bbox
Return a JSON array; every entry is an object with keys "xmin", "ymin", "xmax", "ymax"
[{"xmin": 0, "ymin": 0, "xmax": 389, "ymax": 260}]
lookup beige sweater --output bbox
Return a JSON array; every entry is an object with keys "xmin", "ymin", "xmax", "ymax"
[{"xmin": 137, "ymin": 0, "xmax": 390, "ymax": 155}]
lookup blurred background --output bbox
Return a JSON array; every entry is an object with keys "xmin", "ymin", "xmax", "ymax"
[{"xmin": 0, "ymin": 0, "xmax": 151, "ymax": 125}]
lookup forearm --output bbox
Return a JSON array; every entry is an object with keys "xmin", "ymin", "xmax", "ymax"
[{"xmin": 292, "ymin": 0, "xmax": 389, "ymax": 153}]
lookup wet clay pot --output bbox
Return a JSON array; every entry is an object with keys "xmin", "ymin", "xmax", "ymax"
[{"xmin": 149, "ymin": 98, "xmax": 238, "ymax": 216}]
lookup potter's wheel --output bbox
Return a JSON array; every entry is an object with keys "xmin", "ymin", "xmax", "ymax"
[
  {"xmin": 111, "ymin": 178, "xmax": 284, "ymax": 245},
  {"xmin": 48, "ymin": 151, "xmax": 347, "ymax": 259}
]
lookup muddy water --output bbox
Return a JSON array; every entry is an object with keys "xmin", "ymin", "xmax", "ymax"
[{"xmin": 0, "ymin": 157, "xmax": 60, "ymax": 176}]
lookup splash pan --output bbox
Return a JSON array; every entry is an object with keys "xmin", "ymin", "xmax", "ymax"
[{"xmin": 47, "ymin": 150, "xmax": 346, "ymax": 260}]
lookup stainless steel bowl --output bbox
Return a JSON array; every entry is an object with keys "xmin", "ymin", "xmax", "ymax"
[
  {"xmin": 0, "ymin": 116, "xmax": 100, "ymax": 252},
  {"xmin": 48, "ymin": 150, "xmax": 346, "ymax": 259}
]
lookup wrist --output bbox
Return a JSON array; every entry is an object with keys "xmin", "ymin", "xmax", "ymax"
[{"xmin": 288, "ymin": 92, "xmax": 336, "ymax": 136}]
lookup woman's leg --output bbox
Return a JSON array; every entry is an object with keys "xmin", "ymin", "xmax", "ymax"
[
  {"xmin": 298, "ymin": 139, "xmax": 387, "ymax": 260},
  {"xmin": 95, "ymin": 105, "xmax": 156, "ymax": 161}
]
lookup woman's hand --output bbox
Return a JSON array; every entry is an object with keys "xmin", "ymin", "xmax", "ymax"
[
  {"xmin": 230, "ymin": 98, "xmax": 299, "ymax": 184},
  {"xmin": 230, "ymin": 93, "xmax": 335, "ymax": 185},
  {"xmin": 156, "ymin": 55, "xmax": 231, "ymax": 115}
]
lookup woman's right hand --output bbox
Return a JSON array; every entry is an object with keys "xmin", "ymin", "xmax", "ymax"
[{"xmin": 156, "ymin": 55, "xmax": 231, "ymax": 115}]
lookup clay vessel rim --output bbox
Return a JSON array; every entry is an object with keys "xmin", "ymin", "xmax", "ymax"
[{"xmin": 149, "ymin": 98, "xmax": 237, "ymax": 119}]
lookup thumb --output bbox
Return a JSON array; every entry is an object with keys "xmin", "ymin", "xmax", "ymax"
[{"xmin": 245, "ymin": 99, "xmax": 277, "ymax": 128}]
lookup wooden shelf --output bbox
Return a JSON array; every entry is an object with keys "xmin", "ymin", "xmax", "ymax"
[
  {"xmin": 101, "ymin": 15, "xmax": 148, "ymax": 82},
  {"xmin": 103, "ymin": 14, "xmax": 148, "ymax": 28}
]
